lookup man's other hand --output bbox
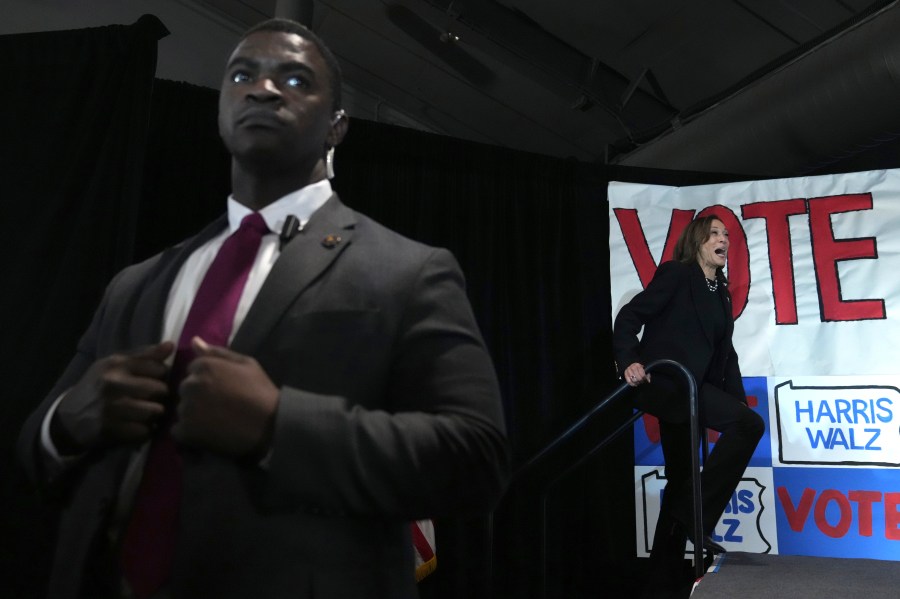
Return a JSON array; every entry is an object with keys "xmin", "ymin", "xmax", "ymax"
[
  {"xmin": 173, "ymin": 337, "xmax": 279, "ymax": 459},
  {"xmin": 51, "ymin": 342, "xmax": 174, "ymax": 454}
]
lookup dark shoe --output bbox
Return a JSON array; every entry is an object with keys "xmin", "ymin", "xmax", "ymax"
[
  {"xmin": 699, "ymin": 535, "xmax": 726, "ymax": 554},
  {"xmin": 670, "ymin": 514, "xmax": 727, "ymax": 554}
]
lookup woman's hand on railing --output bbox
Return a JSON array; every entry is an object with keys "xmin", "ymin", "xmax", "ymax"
[{"xmin": 623, "ymin": 362, "xmax": 650, "ymax": 387}]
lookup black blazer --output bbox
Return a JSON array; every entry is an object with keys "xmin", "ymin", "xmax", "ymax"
[
  {"xmin": 612, "ymin": 260, "xmax": 746, "ymax": 422},
  {"xmin": 18, "ymin": 194, "xmax": 509, "ymax": 599}
]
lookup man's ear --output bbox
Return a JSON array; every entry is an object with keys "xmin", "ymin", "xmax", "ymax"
[{"xmin": 327, "ymin": 110, "xmax": 349, "ymax": 147}]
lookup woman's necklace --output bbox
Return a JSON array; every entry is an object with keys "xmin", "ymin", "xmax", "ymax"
[{"xmin": 705, "ymin": 277, "xmax": 718, "ymax": 292}]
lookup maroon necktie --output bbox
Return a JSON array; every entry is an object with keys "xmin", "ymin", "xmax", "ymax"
[{"xmin": 120, "ymin": 212, "xmax": 269, "ymax": 598}]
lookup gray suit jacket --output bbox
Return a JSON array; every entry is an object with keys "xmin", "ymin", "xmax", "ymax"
[{"xmin": 18, "ymin": 195, "xmax": 509, "ymax": 599}]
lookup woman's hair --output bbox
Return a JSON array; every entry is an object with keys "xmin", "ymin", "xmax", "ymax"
[{"xmin": 673, "ymin": 214, "xmax": 723, "ymax": 264}]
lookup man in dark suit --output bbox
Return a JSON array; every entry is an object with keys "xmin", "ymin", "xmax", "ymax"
[{"xmin": 18, "ymin": 18, "xmax": 508, "ymax": 599}]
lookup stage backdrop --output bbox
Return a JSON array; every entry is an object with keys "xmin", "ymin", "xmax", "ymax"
[{"xmin": 608, "ymin": 168, "xmax": 900, "ymax": 561}]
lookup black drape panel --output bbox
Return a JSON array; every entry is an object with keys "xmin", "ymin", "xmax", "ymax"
[
  {"xmin": 0, "ymin": 16, "xmax": 168, "ymax": 599},
  {"xmin": 135, "ymin": 78, "xmax": 231, "ymax": 260}
]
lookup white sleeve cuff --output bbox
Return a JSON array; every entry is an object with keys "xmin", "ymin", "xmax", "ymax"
[{"xmin": 39, "ymin": 391, "xmax": 85, "ymax": 478}]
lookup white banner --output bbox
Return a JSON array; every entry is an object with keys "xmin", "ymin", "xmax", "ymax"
[
  {"xmin": 614, "ymin": 169, "xmax": 900, "ymax": 560},
  {"xmin": 608, "ymin": 169, "xmax": 900, "ymax": 377}
]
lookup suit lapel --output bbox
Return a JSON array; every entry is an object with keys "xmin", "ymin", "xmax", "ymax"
[
  {"xmin": 231, "ymin": 195, "xmax": 357, "ymax": 355},
  {"xmin": 128, "ymin": 215, "xmax": 229, "ymax": 345}
]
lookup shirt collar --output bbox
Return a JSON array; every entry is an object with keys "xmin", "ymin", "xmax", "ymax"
[{"xmin": 225, "ymin": 179, "xmax": 334, "ymax": 234}]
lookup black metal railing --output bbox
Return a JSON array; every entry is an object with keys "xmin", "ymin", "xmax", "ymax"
[{"xmin": 496, "ymin": 359, "xmax": 706, "ymax": 596}]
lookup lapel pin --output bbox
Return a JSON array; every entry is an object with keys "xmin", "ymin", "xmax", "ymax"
[{"xmin": 321, "ymin": 234, "xmax": 342, "ymax": 249}]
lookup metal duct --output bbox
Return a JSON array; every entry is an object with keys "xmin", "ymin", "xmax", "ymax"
[{"xmin": 613, "ymin": 1, "xmax": 900, "ymax": 178}]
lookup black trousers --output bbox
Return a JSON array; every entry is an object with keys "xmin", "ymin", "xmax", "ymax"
[
  {"xmin": 659, "ymin": 382, "xmax": 765, "ymax": 533},
  {"xmin": 642, "ymin": 382, "xmax": 764, "ymax": 597}
]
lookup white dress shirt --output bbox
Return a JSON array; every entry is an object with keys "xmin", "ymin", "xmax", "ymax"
[{"xmin": 40, "ymin": 179, "xmax": 334, "ymax": 465}]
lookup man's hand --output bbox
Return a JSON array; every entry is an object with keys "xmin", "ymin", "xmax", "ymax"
[
  {"xmin": 173, "ymin": 337, "xmax": 279, "ymax": 459},
  {"xmin": 51, "ymin": 342, "xmax": 174, "ymax": 454}
]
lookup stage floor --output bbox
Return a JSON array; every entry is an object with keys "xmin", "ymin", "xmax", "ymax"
[{"xmin": 691, "ymin": 552, "xmax": 899, "ymax": 598}]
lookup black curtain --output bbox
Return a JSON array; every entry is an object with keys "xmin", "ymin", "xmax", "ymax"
[
  {"xmin": 135, "ymin": 78, "xmax": 231, "ymax": 260},
  {"xmin": 0, "ymin": 16, "xmax": 168, "ymax": 599}
]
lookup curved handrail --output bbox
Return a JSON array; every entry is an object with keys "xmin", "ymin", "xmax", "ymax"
[
  {"xmin": 500, "ymin": 358, "xmax": 706, "ymax": 593},
  {"xmin": 508, "ymin": 375, "xmax": 635, "ymax": 484}
]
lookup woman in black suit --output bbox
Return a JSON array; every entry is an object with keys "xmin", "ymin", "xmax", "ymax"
[{"xmin": 613, "ymin": 215, "xmax": 764, "ymax": 594}]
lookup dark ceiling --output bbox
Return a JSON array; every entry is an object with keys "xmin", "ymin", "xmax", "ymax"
[
  {"xmin": 193, "ymin": 0, "xmax": 899, "ymax": 175},
  {"xmin": 8, "ymin": 0, "xmax": 899, "ymax": 176}
]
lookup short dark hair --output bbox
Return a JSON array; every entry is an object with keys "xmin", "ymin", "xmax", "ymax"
[
  {"xmin": 674, "ymin": 214, "xmax": 724, "ymax": 265},
  {"xmin": 241, "ymin": 18, "xmax": 343, "ymax": 111}
]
